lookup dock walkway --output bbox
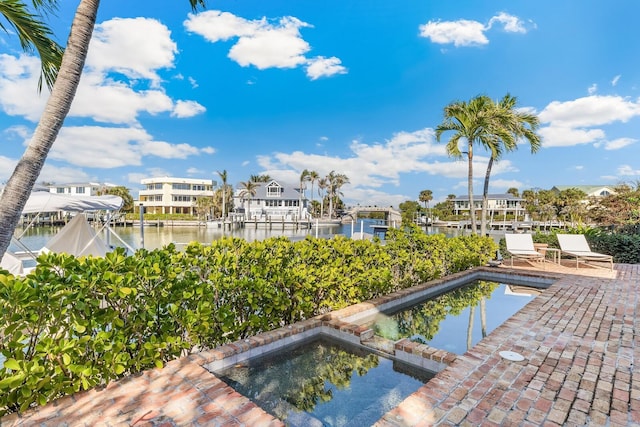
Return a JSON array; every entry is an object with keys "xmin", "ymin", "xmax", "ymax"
[{"xmin": 2, "ymin": 261, "xmax": 638, "ymax": 426}]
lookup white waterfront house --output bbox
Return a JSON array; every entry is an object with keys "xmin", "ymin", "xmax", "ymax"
[
  {"xmin": 233, "ymin": 180, "xmax": 309, "ymax": 220},
  {"xmin": 138, "ymin": 177, "xmax": 216, "ymax": 215},
  {"xmin": 49, "ymin": 182, "xmax": 114, "ymax": 196},
  {"xmin": 550, "ymin": 185, "xmax": 616, "ymax": 198},
  {"xmin": 452, "ymin": 193, "xmax": 525, "ymax": 219}
]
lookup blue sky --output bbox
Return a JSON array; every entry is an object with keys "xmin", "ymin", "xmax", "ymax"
[{"xmin": 1, "ymin": 1, "xmax": 639, "ymax": 206}]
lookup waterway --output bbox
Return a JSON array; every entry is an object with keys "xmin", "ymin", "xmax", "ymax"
[{"xmin": 10, "ymin": 220, "xmax": 466, "ymax": 253}]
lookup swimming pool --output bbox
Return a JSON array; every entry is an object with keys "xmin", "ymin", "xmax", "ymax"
[
  {"xmin": 205, "ymin": 268, "xmax": 556, "ymax": 425},
  {"xmin": 357, "ymin": 280, "xmax": 541, "ymax": 354},
  {"xmin": 213, "ymin": 335, "xmax": 434, "ymax": 427}
]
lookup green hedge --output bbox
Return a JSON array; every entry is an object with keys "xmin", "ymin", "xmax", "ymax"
[{"xmin": 0, "ymin": 228, "xmax": 495, "ymax": 415}]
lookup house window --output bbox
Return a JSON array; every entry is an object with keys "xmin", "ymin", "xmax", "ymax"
[
  {"xmin": 56, "ymin": 187, "xmax": 65, "ymax": 193},
  {"xmin": 266, "ymin": 183, "xmax": 282, "ymax": 197},
  {"xmin": 76, "ymin": 187, "xmax": 85, "ymax": 194},
  {"xmin": 172, "ymin": 195, "xmax": 193, "ymax": 202},
  {"xmin": 172, "ymin": 183, "xmax": 191, "ymax": 190},
  {"xmin": 193, "ymin": 184, "xmax": 206, "ymax": 191}
]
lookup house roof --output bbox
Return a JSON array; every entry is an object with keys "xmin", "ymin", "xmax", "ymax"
[
  {"xmin": 551, "ymin": 185, "xmax": 615, "ymax": 195},
  {"xmin": 236, "ymin": 180, "xmax": 304, "ymax": 200}
]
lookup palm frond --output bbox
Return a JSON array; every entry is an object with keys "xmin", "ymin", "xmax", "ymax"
[{"xmin": 0, "ymin": 0, "xmax": 63, "ymax": 91}]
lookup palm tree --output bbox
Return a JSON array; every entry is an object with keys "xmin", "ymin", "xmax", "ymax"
[
  {"xmin": 307, "ymin": 170, "xmax": 319, "ymax": 217},
  {"xmin": 317, "ymin": 177, "xmax": 328, "ymax": 218},
  {"xmin": 0, "ymin": 0, "xmax": 208, "ymax": 261},
  {"xmin": 326, "ymin": 171, "xmax": 349, "ymax": 219},
  {"xmin": 419, "ymin": 189, "xmax": 433, "ymax": 222},
  {"xmin": 249, "ymin": 174, "xmax": 271, "ymax": 182},
  {"xmin": 298, "ymin": 169, "xmax": 310, "ymax": 219},
  {"xmin": 478, "ymin": 94, "xmax": 540, "ymax": 235},
  {"xmin": 217, "ymin": 169, "xmax": 228, "ymax": 220},
  {"xmin": 238, "ymin": 180, "xmax": 258, "ymax": 219},
  {"xmin": 436, "ymin": 95, "xmax": 496, "ymax": 235},
  {"xmin": 0, "ymin": 0, "xmax": 63, "ymax": 91}
]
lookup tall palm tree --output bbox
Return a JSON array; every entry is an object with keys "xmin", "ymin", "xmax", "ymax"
[
  {"xmin": 327, "ymin": 171, "xmax": 349, "ymax": 219},
  {"xmin": 298, "ymin": 169, "xmax": 310, "ymax": 219},
  {"xmin": 0, "ymin": 0, "xmax": 208, "ymax": 261},
  {"xmin": 317, "ymin": 177, "xmax": 328, "ymax": 218},
  {"xmin": 436, "ymin": 95, "xmax": 496, "ymax": 235},
  {"xmin": 238, "ymin": 180, "xmax": 258, "ymax": 219},
  {"xmin": 419, "ymin": 189, "xmax": 433, "ymax": 222},
  {"xmin": 306, "ymin": 170, "xmax": 319, "ymax": 217},
  {"xmin": 478, "ymin": 94, "xmax": 540, "ymax": 235},
  {"xmin": 217, "ymin": 169, "xmax": 228, "ymax": 220}
]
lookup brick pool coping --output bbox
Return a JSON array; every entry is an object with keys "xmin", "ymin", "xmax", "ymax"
[{"xmin": 2, "ymin": 262, "xmax": 638, "ymax": 426}]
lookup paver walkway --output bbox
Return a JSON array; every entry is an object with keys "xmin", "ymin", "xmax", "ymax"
[{"xmin": 2, "ymin": 261, "xmax": 638, "ymax": 426}]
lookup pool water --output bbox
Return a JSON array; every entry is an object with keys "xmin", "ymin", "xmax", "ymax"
[
  {"xmin": 214, "ymin": 336, "xmax": 434, "ymax": 426},
  {"xmin": 363, "ymin": 280, "xmax": 540, "ymax": 354}
]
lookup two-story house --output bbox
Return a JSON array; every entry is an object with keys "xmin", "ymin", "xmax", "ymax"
[
  {"xmin": 138, "ymin": 177, "xmax": 216, "ymax": 215},
  {"xmin": 233, "ymin": 180, "xmax": 309, "ymax": 219}
]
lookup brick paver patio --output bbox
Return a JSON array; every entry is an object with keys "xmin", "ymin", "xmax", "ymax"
[{"xmin": 2, "ymin": 260, "xmax": 638, "ymax": 426}]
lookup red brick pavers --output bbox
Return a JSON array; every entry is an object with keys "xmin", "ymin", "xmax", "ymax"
[
  {"xmin": 2, "ymin": 263, "xmax": 638, "ymax": 426},
  {"xmin": 376, "ymin": 263, "xmax": 640, "ymax": 426},
  {"xmin": 1, "ymin": 356, "xmax": 283, "ymax": 427}
]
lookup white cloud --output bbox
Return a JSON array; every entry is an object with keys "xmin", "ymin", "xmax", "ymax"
[
  {"xmin": 603, "ymin": 137, "xmax": 636, "ymax": 150},
  {"xmin": 0, "ymin": 17, "xmax": 192, "ymax": 125},
  {"xmin": 86, "ymin": 17, "xmax": 177, "ymax": 86},
  {"xmin": 128, "ymin": 168, "xmax": 171, "ymax": 184},
  {"xmin": 487, "ymin": 12, "xmax": 527, "ymax": 33},
  {"xmin": 186, "ymin": 167, "xmax": 203, "ymax": 175},
  {"xmin": 617, "ymin": 165, "xmax": 640, "ymax": 176},
  {"xmin": 538, "ymin": 95, "xmax": 640, "ymax": 148},
  {"xmin": 539, "ymin": 95, "xmax": 640, "ymax": 127},
  {"xmin": 588, "ymin": 83, "xmax": 597, "ymax": 95},
  {"xmin": 0, "ymin": 154, "xmax": 91, "ymax": 183},
  {"xmin": 184, "ymin": 11, "xmax": 345, "ymax": 79},
  {"xmin": 0, "ymin": 54, "xmax": 48, "ymax": 121},
  {"xmin": 539, "ymin": 126, "xmax": 605, "ymax": 147},
  {"xmin": 256, "ymin": 128, "xmax": 517, "ymax": 205},
  {"xmin": 419, "ymin": 12, "xmax": 531, "ymax": 47},
  {"xmin": 44, "ymin": 126, "xmax": 208, "ymax": 168},
  {"xmin": 171, "ymin": 100, "xmax": 206, "ymax": 118},
  {"xmin": 306, "ymin": 56, "xmax": 347, "ymax": 80},
  {"xmin": 70, "ymin": 73, "xmax": 174, "ymax": 124},
  {"xmin": 612, "ymin": 75, "xmax": 621, "ymax": 86},
  {"xmin": 419, "ymin": 19, "xmax": 488, "ymax": 47},
  {"xmin": 489, "ymin": 178, "xmax": 524, "ymax": 190}
]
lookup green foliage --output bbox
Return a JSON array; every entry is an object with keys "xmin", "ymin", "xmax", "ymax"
[{"xmin": 0, "ymin": 229, "xmax": 496, "ymax": 415}]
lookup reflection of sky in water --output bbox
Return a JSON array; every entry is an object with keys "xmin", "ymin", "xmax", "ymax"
[
  {"xmin": 10, "ymin": 222, "xmax": 462, "ymax": 251},
  {"xmin": 373, "ymin": 283, "xmax": 536, "ymax": 355},
  {"xmin": 215, "ymin": 338, "xmax": 432, "ymax": 427}
]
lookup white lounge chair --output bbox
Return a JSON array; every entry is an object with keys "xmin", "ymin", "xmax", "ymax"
[
  {"xmin": 504, "ymin": 233, "xmax": 546, "ymax": 268},
  {"xmin": 556, "ymin": 234, "xmax": 613, "ymax": 270}
]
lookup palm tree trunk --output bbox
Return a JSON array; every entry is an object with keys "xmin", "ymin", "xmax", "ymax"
[
  {"xmin": 480, "ymin": 156, "xmax": 494, "ymax": 236},
  {"xmin": 466, "ymin": 305, "xmax": 476, "ymax": 350},
  {"xmin": 0, "ymin": 0, "xmax": 100, "ymax": 260},
  {"xmin": 467, "ymin": 146, "xmax": 477, "ymax": 234},
  {"xmin": 480, "ymin": 297, "xmax": 487, "ymax": 338}
]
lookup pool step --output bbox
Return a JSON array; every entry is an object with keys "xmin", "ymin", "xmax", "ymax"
[{"xmin": 361, "ymin": 336, "xmax": 395, "ymax": 355}]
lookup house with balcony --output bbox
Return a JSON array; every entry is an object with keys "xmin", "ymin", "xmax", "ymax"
[
  {"xmin": 452, "ymin": 193, "xmax": 525, "ymax": 220},
  {"xmin": 233, "ymin": 180, "xmax": 308, "ymax": 219},
  {"xmin": 138, "ymin": 177, "xmax": 216, "ymax": 215}
]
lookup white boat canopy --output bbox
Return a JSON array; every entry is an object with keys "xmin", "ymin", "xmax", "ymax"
[{"xmin": 22, "ymin": 192, "xmax": 123, "ymax": 214}]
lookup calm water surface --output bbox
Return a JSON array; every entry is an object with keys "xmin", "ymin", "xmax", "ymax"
[{"xmin": 11, "ymin": 221, "xmax": 464, "ymax": 252}]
